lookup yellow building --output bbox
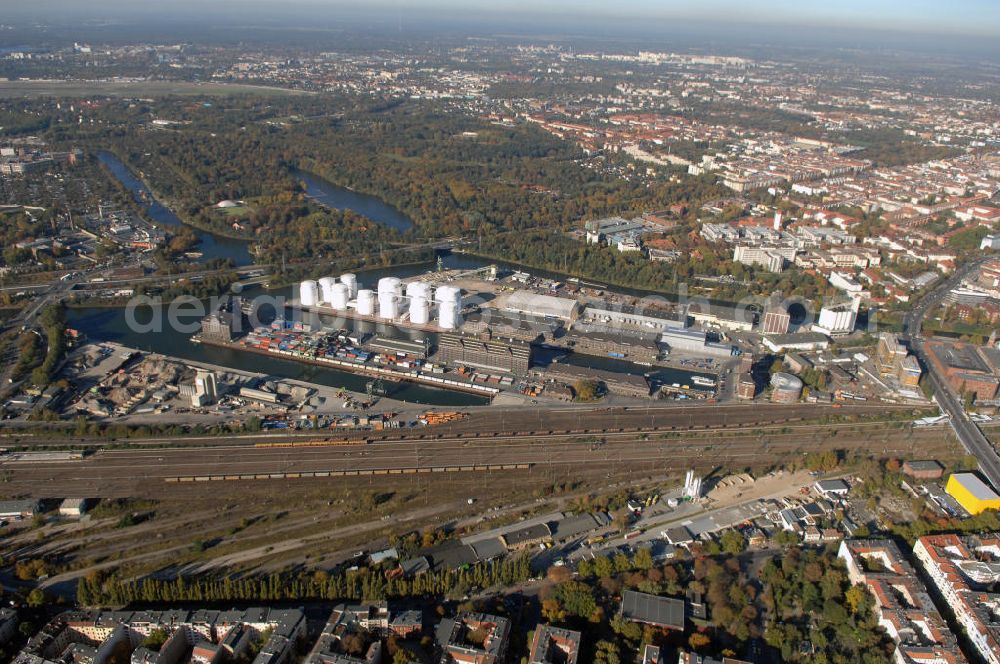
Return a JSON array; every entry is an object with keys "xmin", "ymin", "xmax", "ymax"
[{"xmin": 945, "ymin": 473, "xmax": 1000, "ymax": 515}]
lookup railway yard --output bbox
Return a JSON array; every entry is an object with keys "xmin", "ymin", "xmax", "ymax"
[
  {"xmin": 0, "ymin": 402, "xmax": 955, "ymax": 497},
  {"xmin": 0, "ymin": 401, "xmax": 964, "ymax": 592}
]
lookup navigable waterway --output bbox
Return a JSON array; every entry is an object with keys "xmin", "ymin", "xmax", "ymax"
[
  {"xmin": 97, "ymin": 151, "xmax": 256, "ymax": 267},
  {"xmin": 293, "ymin": 169, "xmax": 415, "ymax": 234},
  {"xmin": 98, "ymin": 156, "xmax": 418, "ymax": 263},
  {"xmin": 68, "ymin": 254, "xmax": 715, "ymax": 406}
]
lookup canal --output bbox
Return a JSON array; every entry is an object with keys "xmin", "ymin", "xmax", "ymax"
[{"xmin": 97, "ymin": 151, "xmax": 256, "ymax": 267}]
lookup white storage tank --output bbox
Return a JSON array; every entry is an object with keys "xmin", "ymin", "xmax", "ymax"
[
  {"xmin": 299, "ymin": 280, "xmax": 319, "ymax": 307},
  {"xmin": 410, "ymin": 296, "xmax": 430, "ymax": 325},
  {"xmin": 356, "ymin": 289, "xmax": 376, "ymax": 316},
  {"xmin": 438, "ymin": 300, "xmax": 460, "ymax": 330},
  {"xmin": 406, "ymin": 281, "xmax": 432, "ymax": 301},
  {"xmin": 329, "ymin": 282, "xmax": 350, "ymax": 310},
  {"xmin": 340, "ymin": 273, "xmax": 358, "ymax": 298},
  {"xmin": 378, "ymin": 292, "xmax": 400, "ymax": 320},
  {"xmin": 318, "ymin": 277, "xmax": 338, "ymax": 305},
  {"xmin": 378, "ymin": 277, "xmax": 403, "ymax": 296},
  {"xmin": 434, "ymin": 284, "xmax": 459, "ymax": 304}
]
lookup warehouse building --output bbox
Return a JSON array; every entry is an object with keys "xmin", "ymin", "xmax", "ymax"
[
  {"xmin": 503, "ymin": 291, "xmax": 581, "ymax": 322},
  {"xmin": 685, "ymin": 302, "xmax": 755, "ymax": 332},
  {"xmin": 902, "ymin": 460, "xmax": 944, "ymax": 480},
  {"xmin": 538, "ymin": 364, "xmax": 651, "ymax": 399},
  {"xmin": 945, "ymin": 473, "xmax": 1000, "ymax": 515},
  {"xmin": 760, "ymin": 308, "xmax": 791, "ymax": 335},
  {"xmin": 368, "ymin": 336, "xmax": 429, "ymax": 359},
  {"xmin": 579, "ymin": 304, "xmax": 686, "ymax": 334},
  {"xmin": 660, "ymin": 328, "xmax": 736, "ymax": 358},
  {"xmin": 463, "ymin": 309, "xmax": 559, "ymax": 343},
  {"xmin": 925, "ymin": 341, "xmax": 1000, "ymax": 401},
  {"xmin": 561, "ymin": 329, "xmax": 660, "ymax": 364},
  {"xmin": 763, "ymin": 332, "xmax": 830, "ymax": 352},
  {"xmin": 200, "ymin": 311, "xmax": 237, "ymax": 342},
  {"xmin": 436, "ymin": 329, "xmax": 533, "ymax": 375}
]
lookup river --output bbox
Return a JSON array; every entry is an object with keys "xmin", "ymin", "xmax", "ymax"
[
  {"xmin": 97, "ymin": 151, "xmax": 256, "ymax": 267},
  {"xmin": 294, "ymin": 170, "xmax": 415, "ymax": 233},
  {"xmin": 97, "ymin": 155, "xmax": 418, "ymax": 266}
]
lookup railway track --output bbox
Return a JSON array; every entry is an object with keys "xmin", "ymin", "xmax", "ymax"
[
  {"xmin": 0, "ymin": 404, "xmax": 922, "ymax": 452},
  {"xmin": 0, "ymin": 421, "xmax": 956, "ymax": 495}
]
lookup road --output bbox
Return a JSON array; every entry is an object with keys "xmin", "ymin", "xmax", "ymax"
[{"xmin": 901, "ymin": 255, "xmax": 1000, "ymax": 488}]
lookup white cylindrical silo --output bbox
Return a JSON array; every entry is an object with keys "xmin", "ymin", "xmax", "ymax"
[
  {"xmin": 340, "ymin": 273, "xmax": 358, "ymax": 298},
  {"xmin": 378, "ymin": 292, "xmax": 400, "ymax": 320},
  {"xmin": 378, "ymin": 277, "xmax": 402, "ymax": 296},
  {"xmin": 410, "ymin": 296, "xmax": 430, "ymax": 325},
  {"xmin": 356, "ymin": 289, "xmax": 376, "ymax": 316},
  {"xmin": 299, "ymin": 280, "xmax": 319, "ymax": 307},
  {"xmin": 438, "ymin": 300, "xmax": 460, "ymax": 330},
  {"xmin": 406, "ymin": 281, "xmax": 432, "ymax": 300},
  {"xmin": 318, "ymin": 277, "xmax": 338, "ymax": 305},
  {"xmin": 434, "ymin": 284, "xmax": 457, "ymax": 304},
  {"xmin": 329, "ymin": 282, "xmax": 350, "ymax": 310}
]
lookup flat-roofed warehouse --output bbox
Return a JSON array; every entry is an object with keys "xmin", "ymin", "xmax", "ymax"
[
  {"xmin": 502, "ymin": 291, "xmax": 581, "ymax": 322},
  {"xmin": 436, "ymin": 329, "xmax": 533, "ymax": 375},
  {"xmin": 619, "ymin": 590, "xmax": 685, "ymax": 630},
  {"xmin": 945, "ymin": 472, "xmax": 1000, "ymax": 515}
]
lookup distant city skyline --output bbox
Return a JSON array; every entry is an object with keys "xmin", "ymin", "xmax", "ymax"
[{"xmin": 5, "ymin": 0, "xmax": 1000, "ymax": 39}]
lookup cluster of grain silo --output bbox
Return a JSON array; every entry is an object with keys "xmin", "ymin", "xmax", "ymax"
[
  {"xmin": 770, "ymin": 372, "xmax": 804, "ymax": 403},
  {"xmin": 435, "ymin": 285, "xmax": 462, "ymax": 330},
  {"xmin": 300, "ymin": 274, "xmax": 365, "ymax": 311},
  {"xmin": 297, "ymin": 274, "xmax": 462, "ymax": 330}
]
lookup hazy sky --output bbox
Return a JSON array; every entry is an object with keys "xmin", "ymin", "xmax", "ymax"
[{"xmin": 5, "ymin": 0, "xmax": 999, "ymax": 39}]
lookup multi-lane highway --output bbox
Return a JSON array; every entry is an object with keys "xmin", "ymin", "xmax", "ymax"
[{"xmin": 901, "ymin": 255, "xmax": 1000, "ymax": 488}]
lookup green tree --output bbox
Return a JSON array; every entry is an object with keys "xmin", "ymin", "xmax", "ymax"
[
  {"xmin": 26, "ymin": 588, "xmax": 46, "ymax": 608},
  {"xmin": 720, "ymin": 529, "xmax": 746, "ymax": 555}
]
